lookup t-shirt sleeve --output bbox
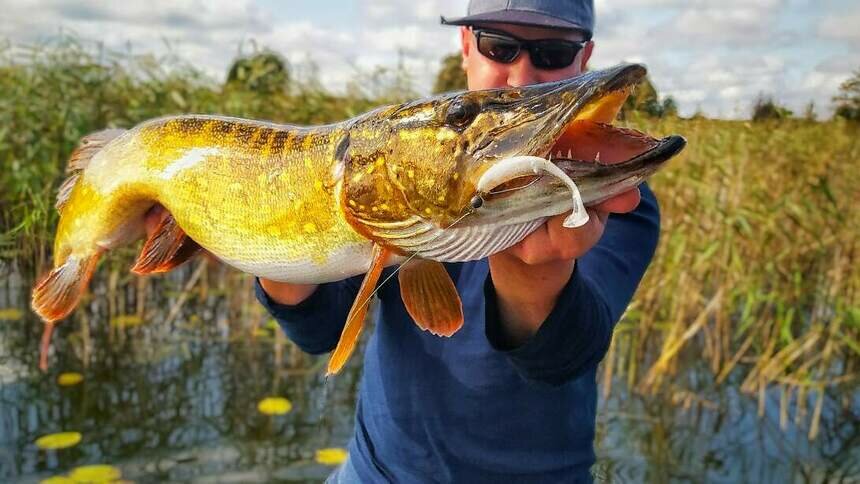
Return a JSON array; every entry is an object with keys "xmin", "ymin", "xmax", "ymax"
[
  {"xmin": 254, "ymin": 276, "xmax": 362, "ymax": 355},
  {"xmin": 484, "ymin": 183, "xmax": 661, "ymax": 385}
]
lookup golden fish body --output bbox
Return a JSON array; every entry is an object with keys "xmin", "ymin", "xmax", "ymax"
[
  {"xmin": 57, "ymin": 116, "xmax": 374, "ymax": 283},
  {"xmin": 33, "ymin": 63, "xmax": 686, "ymax": 372}
]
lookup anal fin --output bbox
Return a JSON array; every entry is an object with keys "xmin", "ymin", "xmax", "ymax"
[
  {"xmin": 327, "ymin": 244, "xmax": 390, "ymax": 376},
  {"xmin": 398, "ymin": 259, "xmax": 463, "ymax": 337},
  {"xmin": 131, "ymin": 212, "xmax": 201, "ymax": 274}
]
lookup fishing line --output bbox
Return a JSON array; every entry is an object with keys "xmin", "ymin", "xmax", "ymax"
[
  {"xmin": 338, "ymin": 209, "xmax": 474, "ymax": 334},
  {"xmin": 324, "ymin": 210, "xmax": 475, "ymax": 382}
]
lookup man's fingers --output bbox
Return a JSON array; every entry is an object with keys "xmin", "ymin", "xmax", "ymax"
[{"xmin": 592, "ymin": 188, "xmax": 640, "ymax": 214}]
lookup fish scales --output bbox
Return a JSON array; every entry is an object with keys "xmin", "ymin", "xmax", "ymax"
[{"xmin": 75, "ymin": 116, "xmax": 373, "ymax": 283}]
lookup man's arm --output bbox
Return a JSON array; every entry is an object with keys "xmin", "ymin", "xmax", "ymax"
[
  {"xmin": 255, "ymin": 277, "xmax": 361, "ymax": 354},
  {"xmin": 258, "ymin": 280, "xmax": 318, "ymax": 306},
  {"xmin": 484, "ymin": 184, "xmax": 660, "ymax": 385}
]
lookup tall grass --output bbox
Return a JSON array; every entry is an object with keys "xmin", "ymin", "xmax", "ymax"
[
  {"xmin": 605, "ymin": 115, "xmax": 859, "ymax": 438},
  {"xmin": 1, "ymin": 39, "xmax": 857, "ymax": 438}
]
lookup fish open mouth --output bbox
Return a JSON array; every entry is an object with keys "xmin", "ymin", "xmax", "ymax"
[
  {"xmin": 477, "ymin": 64, "xmax": 686, "ymax": 218},
  {"xmin": 547, "ymin": 87, "xmax": 685, "ymax": 169}
]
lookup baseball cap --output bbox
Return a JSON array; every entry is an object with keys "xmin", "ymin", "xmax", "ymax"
[{"xmin": 441, "ymin": 0, "xmax": 594, "ymax": 39}]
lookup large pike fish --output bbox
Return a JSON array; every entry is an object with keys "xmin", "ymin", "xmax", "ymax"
[{"xmin": 32, "ymin": 63, "xmax": 685, "ymax": 374}]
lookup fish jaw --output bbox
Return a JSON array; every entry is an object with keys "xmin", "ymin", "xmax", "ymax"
[
  {"xmin": 459, "ymin": 64, "xmax": 686, "ymax": 236},
  {"xmin": 347, "ymin": 64, "xmax": 685, "ymax": 260}
]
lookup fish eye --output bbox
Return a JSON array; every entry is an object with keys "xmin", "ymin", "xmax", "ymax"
[
  {"xmin": 469, "ymin": 195, "xmax": 484, "ymax": 210},
  {"xmin": 445, "ymin": 99, "xmax": 478, "ymax": 129}
]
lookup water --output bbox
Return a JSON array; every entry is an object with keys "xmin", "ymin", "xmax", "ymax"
[{"xmin": 1, "ymin": 265, "xmax": 858, "ymax": 483}]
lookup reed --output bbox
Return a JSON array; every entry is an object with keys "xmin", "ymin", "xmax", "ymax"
[{"xmin": 605, "ymin": 115, "xmax": 859, "ymax": 438}]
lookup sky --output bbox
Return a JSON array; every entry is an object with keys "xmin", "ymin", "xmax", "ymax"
[{"xmin": 1, "ymin": 0, "xmax": 858, "ymax": 118}]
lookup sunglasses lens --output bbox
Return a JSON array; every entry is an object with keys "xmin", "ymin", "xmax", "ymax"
[
  {"xmin": 530, "ymin": 41, "xmax": 579, "ymax": 69},
  {"xmin": 477, "ymin": 33, "xmax": 520, "ymax": 63}
]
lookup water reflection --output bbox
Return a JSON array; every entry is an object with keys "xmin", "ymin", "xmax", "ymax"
[
  {"xmin": 1, "ymin": 265, "xmax": 858, "ymax": 483},
  {"xmin": 595, "ymin": 377, "xmax": 860, "ymax": 483}
]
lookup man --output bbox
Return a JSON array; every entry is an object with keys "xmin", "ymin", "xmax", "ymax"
[{"xmin": 255, "ymin": 1, "xmax": 659, "ymax": 482}]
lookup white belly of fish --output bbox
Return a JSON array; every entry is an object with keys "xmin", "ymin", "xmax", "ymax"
[{"xmin": 217, "ymin": 240, "xmax": 382, "ymax": 284}]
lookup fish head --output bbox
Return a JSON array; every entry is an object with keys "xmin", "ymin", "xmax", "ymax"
[{"xmin": 342, "ymin": 63, "xmax": 686, "ymax": 260}]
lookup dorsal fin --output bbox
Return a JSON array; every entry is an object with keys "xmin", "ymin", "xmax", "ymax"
[
  {"xmin": 67, "ymin": 129, "xmax": 125, "ymax": 172},
  {"xmin": 56, "ymin": 129, "xmax": 125, "ymax": 210}
]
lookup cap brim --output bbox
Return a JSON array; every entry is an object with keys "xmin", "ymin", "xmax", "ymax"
[{"xmin": 440, "ymin": 10, "xmax": 591, "ymax": 36}]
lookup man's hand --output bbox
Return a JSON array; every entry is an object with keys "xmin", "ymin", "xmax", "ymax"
[
  {"xmin": 143, "ymin": 204, "xmax": 318, "ymax": 305},
  {"xmin": 487, "ymin": 188, "xmax": 641, "ymax": 347}
]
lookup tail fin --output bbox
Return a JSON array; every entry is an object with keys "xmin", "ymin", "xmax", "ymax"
[
  {"xmin": 31, "ymin": 253, "xmax": 101, "ymax": 371},
  {"xmin": 56, "ymin": 129, "xmax": 125, "ymax": 211}
]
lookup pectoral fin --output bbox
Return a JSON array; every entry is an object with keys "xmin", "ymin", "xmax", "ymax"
[
  {"xmin": 327, "ymin": 243, "xmax": 391, "ymax": 376},
  {"xmin": 398, "ymin": 259, "xmax": 464, "ymax": 337},
  {"xmin": 131, "ymin": 212, "xmax": 201, "ymax": 274}
]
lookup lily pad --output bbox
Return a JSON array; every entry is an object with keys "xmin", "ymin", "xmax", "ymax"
[
  {"xmin": 109, "ymin": 314, "xmax": 143, "ymax": 328},
  {"xmin": 315, "ymin": 447, "xmax": 348, "ymax": 466},
  {"xmin": 39, "ymin": 476, "xmax": 75, "ymax": 484},
  {"xmin": 35, "ymin": 432, "xmax": 82, "ymax": 450},
  {"xmin": 68, "ymin": 464, "xmax": 121, "ymax": 482},
  {"xmin": 257, "ymin": 397, "xmax": 292, "ymax": 415},
  {"xmin": 0, "ymin": 308, "xmax": 23, "ymax": 321},
  {"xmin": 57, "ymin": 372, "xmax": 84, "ymax": 386}
]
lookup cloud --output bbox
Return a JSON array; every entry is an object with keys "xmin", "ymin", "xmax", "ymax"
[
  {"xmin": 668, "ymin": 5, "xmax": 781, "ymax": 45},
  {"xmin": 817, "ymin": 7, "xmax": 860, "ymax": 45},
  {"xmin": 0, "ymin": 0, "xmax": 854, "ymax": 119}
]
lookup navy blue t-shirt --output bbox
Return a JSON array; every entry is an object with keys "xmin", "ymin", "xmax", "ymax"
[{"xmin": 255, "ymin": 184, "xmax": 660, "ymax": 483}]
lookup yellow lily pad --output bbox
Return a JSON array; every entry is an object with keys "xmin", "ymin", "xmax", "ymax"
[
  {"xmin": 35, "ymin": 432, "xmax": 82, "ymax": 450},
  {"xmin": 109, "ymin": 314, "xmax": 143, "ymax": 328},
  {"xmin": 264, "ymin": 319, "xmax": 280, "ymax": 331},
  {"xmin": 257, "ymin": 397, "xmax": 292, "ymax": 415},
  {"xmin": 40, "ymin": 476, "xmax": 75, "ymax": 484},
  {"xmin": 0, "ymin": 308, "xmax": 23, "ymax": 321},
  {"xmin": 315, "ymin": 447, "xmax": 348, "ymax": 466},
  {"xmin": 68, "ymin": 464, "xmax": 121, "ymax": 483},
  {"xmin": 57, "ymin": 372, "xmax": 84, "ymax": 386}
]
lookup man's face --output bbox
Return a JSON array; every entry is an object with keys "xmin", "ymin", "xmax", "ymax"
[{"xmin": 459, "ymin": 23, "xmax": 594, "ymax": 90}]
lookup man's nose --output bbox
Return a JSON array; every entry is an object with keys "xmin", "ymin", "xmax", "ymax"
[{"xmin": 506, "ymin": 53, "xmax": 540, "ymax": 87}]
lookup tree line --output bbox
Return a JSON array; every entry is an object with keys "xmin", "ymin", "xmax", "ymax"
[{"xmin": 228, "ymin": 50, "xmax": 860, "ymax": 122}]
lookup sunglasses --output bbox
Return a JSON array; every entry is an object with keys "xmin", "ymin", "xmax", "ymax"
[{"xmin": 471, "ymin": 28, "xmax": 587, "ymax": 70}]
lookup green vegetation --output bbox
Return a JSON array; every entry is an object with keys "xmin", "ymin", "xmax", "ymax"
[
  {"xmin": 1, "ymin": 39, "xmax": 858, "ymax": 439},
  {"xmin": 226, "ymin": 51, "xmax": 291, "ymax": 94},
  {"xmin": 605, "ymin": 113, "xmax": 859, "ymax": 438},
  {"xmin": 751, "ymin": 94, "xmax": 794, "ymax": 122},
  {"xmin": 433, "ymin": 52, "xmax": 467, "ymax": 94},
  {"xmin": 834, "ymin": 68, "xmax": 860, "ymax": 121},
  {"xmin": 621, "ymin": 75, "xmax": 678, "ymax": 119}
]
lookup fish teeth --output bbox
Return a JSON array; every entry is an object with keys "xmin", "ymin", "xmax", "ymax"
[
  {"xmin": 556, "ymin": 149, "xmax": 563, "ymax": 158},
  {"xmin": 567, "ymin": 148, "xmax": 573, "ymax": 159},
  {"xmin": 595, "ymin": 151, "xmax": 601, "ymax": 162}
]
